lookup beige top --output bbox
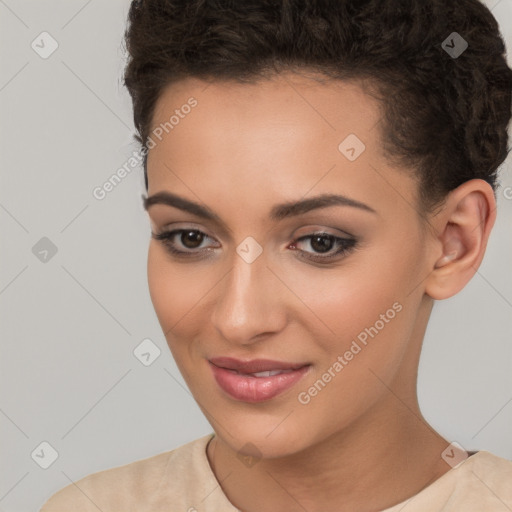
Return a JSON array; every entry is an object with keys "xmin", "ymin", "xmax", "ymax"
[{"xmin": 40, "ymin": 433, "xmax": 512, "ymax": 511}]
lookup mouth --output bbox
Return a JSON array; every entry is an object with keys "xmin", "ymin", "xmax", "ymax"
[
  {"xmin": 208, "ymin": 357, "xmax": 311, "ymax": 402},
  {"xmin": 221, "ymin": 368, "xmax": 298, "ymax": 377},
  {"xmin": 209, "ymin": 356, "xmax": 309, "ymax": 373}
]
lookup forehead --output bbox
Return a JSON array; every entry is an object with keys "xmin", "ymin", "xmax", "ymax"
[
  {"xmin": 146, "ymin": 72, "xmax": 416, "ymax": 224},
  {"xmin": 149, "ymin": 73, "xmax": 382, "ymax": 151}
]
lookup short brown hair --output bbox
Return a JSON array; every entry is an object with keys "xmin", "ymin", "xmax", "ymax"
[{"xmin": 123, "ymin": 0, "xmax": 512, "ymax": 213}]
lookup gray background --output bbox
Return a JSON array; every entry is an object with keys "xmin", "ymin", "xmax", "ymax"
[{"xmin": 0, "ymin": 1, "xmax": 511, "ymax": 511}]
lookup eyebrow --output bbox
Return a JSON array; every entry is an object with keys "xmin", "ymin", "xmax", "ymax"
[{"xmin": 142, "ymin": 191, "xmax": 377, "ymax": 222}]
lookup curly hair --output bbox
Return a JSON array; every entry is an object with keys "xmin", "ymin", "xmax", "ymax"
[{"xmin": 123, "ymin": 0, "xmax": 512, "ymax": 214}]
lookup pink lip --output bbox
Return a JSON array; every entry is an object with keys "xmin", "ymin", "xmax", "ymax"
[
  {"xmin": 209, "ymin": 357, "xmax": 308, "ymax": 373},
  {"xmin": 209, "ymin": 357, "xmax": 311, "ymax": 403}
]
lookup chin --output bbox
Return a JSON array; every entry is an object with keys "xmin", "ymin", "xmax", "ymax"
[{"xmin": 213, "ymin": 412, "xmax": 313, "ymax": 459}]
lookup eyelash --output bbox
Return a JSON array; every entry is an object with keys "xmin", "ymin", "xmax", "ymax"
[{"xmin": 151, "ymin": 229, "xmax": 358, "ymax": 263}]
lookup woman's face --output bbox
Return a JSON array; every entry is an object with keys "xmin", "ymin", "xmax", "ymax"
[{"xmin": 144, "ymin": 72, "xmax": 435, "ymax": 457}]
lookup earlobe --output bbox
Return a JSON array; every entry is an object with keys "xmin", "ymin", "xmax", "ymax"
[{"xmin": 424, "ymin": 179, "xmax": 496, "ymax": 300}]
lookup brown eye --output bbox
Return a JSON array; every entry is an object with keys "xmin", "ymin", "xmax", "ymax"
[
  {"xmin": 181, "ymin": 230, "xmax": 205, "ymax": 249},
  {"xmin": 309, "ymin": 234, "xmax": 335, "ymax": 253},
  {"xmin": 151, "ymin": 228, "xmax": 220, "ymax": 258},
  {"xmin": 290, "ymin": 232, "xmax": 358, "ymax": 263}
]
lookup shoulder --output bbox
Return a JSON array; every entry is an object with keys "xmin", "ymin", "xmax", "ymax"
[
  {"xmin": 381, "ymin": 450, "xmax": 512, "ymax": 512},
  {"xmin": 462, "ymin": 450, "xmax": 512, "ymax": 499},
  {"xmin": 431, "ymin": 450, "xmax": 512, "ymax": 510},
  {"xmin": 39, "ymin": 434, "xmax": 214, "ymax": 512}
]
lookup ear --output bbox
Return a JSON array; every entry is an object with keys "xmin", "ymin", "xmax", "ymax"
[{"xmin": 424, "ymin": 179, "xmax": 497, "ymax": 300}]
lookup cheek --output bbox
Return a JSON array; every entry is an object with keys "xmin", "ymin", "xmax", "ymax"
[
  {"xmin": 147, "ymin": 243, "xmax": 226, "ymax": 370},
  {"xmin": 288, "ymin": 244, "xmax": 422, "ymax": 417},
  {"xmin": 275, "ymin": 247, "xmax": 416, "ymax": 348},
  {"xmin": 287, "ymin": 284, "xmax": 412, "ymax": 441},
  {"xmin": 278, "ymin": 247, "xmax": 420, "ymax": 398},
  {"xmin": 147, "ymin": 243, "xmax": 205, "ymax": 337}
]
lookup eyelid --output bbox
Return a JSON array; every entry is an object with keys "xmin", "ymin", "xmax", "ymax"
[
  {"xmin": 156, "ymin": 222, "xmax": 216, "ymax": 239},
  {"xmin": 149, "ymin": 212, "xmax": 234, "ymax": 241},
  {"xmin": 292, "ymin": 225, "xmax": 356, "ymax": 239}
]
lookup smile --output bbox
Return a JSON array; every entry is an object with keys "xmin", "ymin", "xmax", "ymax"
[{"xmin": 209, "ymin": 357, "xmax": 311, "ymax": 402}]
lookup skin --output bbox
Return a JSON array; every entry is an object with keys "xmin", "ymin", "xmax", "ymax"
[{"xmin": 143, "ymin": 71, "xmax": 496, "ymax": 512}]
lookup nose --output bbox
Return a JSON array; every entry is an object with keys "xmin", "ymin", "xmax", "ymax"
[{"xmin": 210, "ymin": 251, "xmax": 287, "ymax": 346}]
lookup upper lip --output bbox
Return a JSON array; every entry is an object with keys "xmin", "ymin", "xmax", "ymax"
[{"xmin": 209, "ymin": 357, "xmax": 310, "ymax": 373}]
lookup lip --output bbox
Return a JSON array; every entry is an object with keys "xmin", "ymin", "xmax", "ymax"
[
  {"xmin": 209, "ymin": 357, "xmax": 311, "ymax": 403},
  {"xmin": 209, "ymin": 357, "xmax": 309, "ymax": 373}
]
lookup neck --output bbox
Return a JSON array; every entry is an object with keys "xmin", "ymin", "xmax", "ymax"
[{"xmin": 208, "ymin": 393, "xmax": 450, "ymax": 512}]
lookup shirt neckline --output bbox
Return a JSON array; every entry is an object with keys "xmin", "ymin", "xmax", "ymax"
[{"xmin": 199, "ymin": 433, "xmax": 484, "ymax": 511}]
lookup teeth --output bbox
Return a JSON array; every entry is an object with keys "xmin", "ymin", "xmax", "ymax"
[
  {"xmin": 253, "ymin": 370, "xmax": 278, "ymax": 377},
  {"xmin": 242, "ymin": 369, "xmax": 295, "ymax": 377},
  {"xmin": 222, "ymin": 367, "xmax": 299, "ymax": 377}
]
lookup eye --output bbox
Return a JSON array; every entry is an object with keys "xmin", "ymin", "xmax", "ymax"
[
  {"xmin": 289, "ymin": 232, "xmax": 357, "ymax": 262},
  {"xmin": 151, "ymin": 229, "xmax": 219, "ymax": 257},
  {"xmin": 152, "ymin": 228, "xmax": 358, "ymax": 264}
]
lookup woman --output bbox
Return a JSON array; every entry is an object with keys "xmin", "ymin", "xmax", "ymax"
[{"xmin": 41, "ymin": 0, "xmax": 512, "ymax": 510}]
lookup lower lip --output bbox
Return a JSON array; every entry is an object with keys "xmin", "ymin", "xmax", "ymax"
[{"xmin": 209, "ymin": 362, "xmax": 311, "ymax": 403}]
